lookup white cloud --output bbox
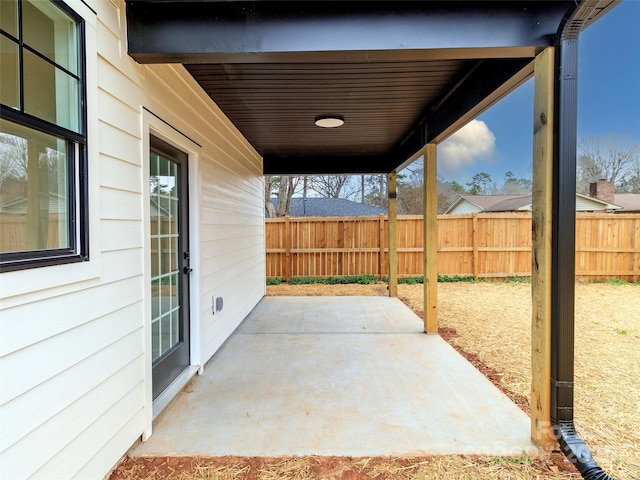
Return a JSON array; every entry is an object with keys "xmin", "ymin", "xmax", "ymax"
[{"xmin": 437, "ymin": 120, "xmax": 497, "ymax": 177}]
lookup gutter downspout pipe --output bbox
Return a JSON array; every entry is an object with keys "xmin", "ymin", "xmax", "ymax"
[{"xmin": 551, "ymin": 2, "xmax": 615, "ymax": 479}]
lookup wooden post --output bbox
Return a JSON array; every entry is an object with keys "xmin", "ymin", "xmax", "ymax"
[
  {"xmin": 423, "ymin": 144, "xmax": 438, "ymax": 333},
  {"xmin": 26, "ymin": 140, "xmax": 50, "ymax": 250},
  {"xmin": 531, "ymin": 46, "xmax": 556, "ymax": 451},
  {"xmin": 378, "ymin": 214, "xmax": 385, "ymax": 279},
  {"xmin": 337, "ymin": 220, "xmax": 344, "ymax": 276},
  {"xmin": 284, "ymin": 216, "xmax": 291, "ymax": 281},
  {"xmin": 635, "ymin": 220, "xmax": 640, "ymax": 282},
  {"xmin": 388, "ymin": 171, "xmax": 398, "ymax": 297},
  {"xmin": 472, "ymin": 213, "xmax": 479, "ymax": 280}
]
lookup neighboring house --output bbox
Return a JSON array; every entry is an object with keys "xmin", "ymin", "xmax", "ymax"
[
  {"xmin": 267, "ymin": 198, "xmax": 387, "ymax": 217},
  {"xmin": 444, "ymin": 195, "xmax": 528, "ymax": 214},
  {"xmin": 0, "ymin": 192, "xmax": 67, "ymax": 215},
  {"xmin": 613, "ymin": 194, "xmax": 640, "ymax": 213},
  {"xmin": 590, "ymin": 179, "xmax": 640, "ymax": 213},
  {"xmin": 444, "ymin": 193, "xmax": 622, "ymax": 214}
]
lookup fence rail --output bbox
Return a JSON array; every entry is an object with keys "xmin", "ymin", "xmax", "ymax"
[{"xmin": 266, "ymin": 213, "xmax": 640, "ymax": 282}]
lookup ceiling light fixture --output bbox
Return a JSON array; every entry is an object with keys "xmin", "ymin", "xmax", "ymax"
[{"xmin": 315, "ymin": 115, "xmax": 345, "ymax": 128}]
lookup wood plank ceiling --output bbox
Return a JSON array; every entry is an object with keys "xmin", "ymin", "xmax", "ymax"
[{"xmin": 184, "ymin": 60, "xmax": 470, "ymax": 157}]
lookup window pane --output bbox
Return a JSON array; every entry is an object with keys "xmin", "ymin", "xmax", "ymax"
[
  {"xmin": 0, "ymin": 35, "xmax": 20, "ymax": 109},
  {"xmin": 0, "ymin": 0, "xmax": 18, "ymax": 38},
  {"xmin": 23, "ymin": 50, "xmax": 79, "ymax": 132},
  {"xmin": 23, "ymin": 0, "xmax": 77, "ymax": 75},
  {"xmin": 0, "ymin": 119, "xmax": 69, "ymax": 253}
]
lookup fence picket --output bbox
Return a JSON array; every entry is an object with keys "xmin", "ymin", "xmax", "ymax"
[{"xmin": 265, "ymin": 213, "xmax": 640, "ymax": 281}]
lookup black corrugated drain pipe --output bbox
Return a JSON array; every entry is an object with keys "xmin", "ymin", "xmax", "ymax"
[
  {"xmin": 556, "ymin": 423, "xmax": 615, "ymax": 480},
  {"xmin": 551, "ymin": 2, "xmax": 616, "ymax": 479}
]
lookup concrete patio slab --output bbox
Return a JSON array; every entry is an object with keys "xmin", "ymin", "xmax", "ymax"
[{"xmin": 132, "ymin": 296, "xmax": 538, "ymax": 457}]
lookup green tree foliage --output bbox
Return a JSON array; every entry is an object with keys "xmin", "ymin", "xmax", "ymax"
[
  {"xmin": 465, "ymin": 172, "xmax": 494, "ymax": 195},
  {"xmin": 502, "ymin": 171, "xmax": 532, "ymax": 194}
]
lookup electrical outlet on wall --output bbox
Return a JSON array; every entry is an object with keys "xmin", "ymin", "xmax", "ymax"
[{"xmin": 211, "ymin": 295, "xmax": 224, "ymax": 315}]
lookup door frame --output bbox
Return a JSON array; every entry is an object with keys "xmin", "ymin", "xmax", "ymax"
[
  {"xmin": 149, "ymin": 135, "xmax": 191, "ymax": 400},
  {"xmin": 142, "ymin": 110, "xmax": 201, "ymax": 440}
]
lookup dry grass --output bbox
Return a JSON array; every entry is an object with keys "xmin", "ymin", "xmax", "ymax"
[
  {"xmin": 112, "ymin": 281, "xmax": 639, "ymax": 480},
  {"xmin": 111, "ymin": 454, "xmax": 578, "ymax": 479},
  {"xmin": 399, "ymin": 281, "xmax": 640, "ymax": 480}
]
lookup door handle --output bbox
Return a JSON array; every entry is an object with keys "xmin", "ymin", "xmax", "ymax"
[{"xmin": 183, "ymin": 266, "xmax": 193, "ymax": 274}]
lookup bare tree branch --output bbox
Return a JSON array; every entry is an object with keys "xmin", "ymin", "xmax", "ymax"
[{"xmin": 578, "ymin": 133, "xmax": 639, "ymax": 190}]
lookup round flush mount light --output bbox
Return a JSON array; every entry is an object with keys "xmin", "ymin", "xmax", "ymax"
[{"xmin": 315, "ymin": 115, "xmax": 345, "ymax": 128}]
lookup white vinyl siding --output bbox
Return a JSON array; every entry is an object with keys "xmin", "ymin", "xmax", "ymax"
[
  {"xmin": 576, "ymin": 195, "xmax": 611, "ymax": 211},
  {"xmin": 448, "ymin": 200, "xmax": 483, "ymax": 215},
  {"xmin": 0, "ymin": 0, "xmax": 265, "ymax": 478}
]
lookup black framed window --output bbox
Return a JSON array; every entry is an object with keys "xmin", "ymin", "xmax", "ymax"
[{"xmin": 0, "ymin": 0, "xmax": 87, "ymax": 272}]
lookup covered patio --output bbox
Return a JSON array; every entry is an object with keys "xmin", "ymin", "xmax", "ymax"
[
  {"xmin": 131, "ymin": 296, "xmax": 536, "ymax": 457},
  {"xmin": 125, "ymin": 1, "xmax": 620, "ymax": 475}
]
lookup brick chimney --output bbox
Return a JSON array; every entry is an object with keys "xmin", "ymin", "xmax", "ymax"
[{"xmin": 589, "ymin": 179, "xmax": 614, "ymax": 204}]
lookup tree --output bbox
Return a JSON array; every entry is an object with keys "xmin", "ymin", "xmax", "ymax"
[
  {"xmin": 466, "ymin": 172, "xmax": 494, "ymax": 195},
  {"xmin": 437, "ymin": 179, "xmax": 466, "ymax": 213},
  {"xmin": 397, "ymin": 160, "xmax": 423, "ymax": 214},
  {"xmin": 308, "ymin": 175, "xmax": 359, "ymax": 199},
  {"xmin": 618, "ymin": 154, "xmax": 640, "ymax": 193},
  {"xmin": 501, "ymin": 171, "xmax": 532, "ymax": 194},
  {"xmin": 0, "ymin": 133, "xmax": 28, "ymax": 185},
  {"xmin": 264, "ymin": 176, "xmax": 277, "ymax": 217},
  {"xmin": 264, "ymin": 175, "xmax": 303, "ymax": 217},
  {"xmin": 576, "ymin": 154, "xmax": 604, "ymax": 194},
  {"xmin": 577, "ymin": 133, "xmax": 639, "ymax": 193},
  {"xmin": 363, "ymin": 174, "xmax": 388, "ymax": 208}
]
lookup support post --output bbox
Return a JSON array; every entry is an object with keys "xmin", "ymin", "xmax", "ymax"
[
  {"xmin": 471, "ymin": 213, "xmax": 479, "ymax": 280},
  {"xmin": 388, "ymin": 171, "xmax": 398, "ymax": 297},
  {"xmin": 284, "ymin": 216, "xmax": 291, "ymax": 281},
  {"xmin": 531, "ymin": 46, "xmax": 556, "ymax": 450},
  {"xmin": 423, "ymin": 144, "xmax": 438, "ymax": 333},
  {"xmin": 378, "ymin": 214, "xmax": 385, "ymax": 279}
]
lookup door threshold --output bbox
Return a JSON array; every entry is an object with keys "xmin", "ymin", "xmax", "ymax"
[{"xmin": 152, "ymin": 365, "xmax": 199, "ymax": 420}]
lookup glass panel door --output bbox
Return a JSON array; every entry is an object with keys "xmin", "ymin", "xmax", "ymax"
[{"xmin": 150, "ymin": 136, "xmax": 190, "ymax": 399}]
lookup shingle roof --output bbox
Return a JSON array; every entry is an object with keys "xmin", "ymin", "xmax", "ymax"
[
  {"xmin": 446, "ymin": 192, "xmax": 627, "ymax": 214},
  {"xmin": 458, "ymin": 195, "xmax": 525, "ymax": 210},
  {"xmin": 614, "ymin": 194, "xmax": 640, "ymax": 212},
  {"xmin": 268, "ymin": 198, "xmax": 387, "ymax": 217},
  {"xmin": 485, "ymin": 195, "xmax": 533, "ymax": 212}
]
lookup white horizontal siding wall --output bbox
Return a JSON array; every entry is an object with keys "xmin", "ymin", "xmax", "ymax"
[
  {"xmin": 0, "ymin": 0, "xmax": 265, "ymax": 478},
  {"xmin": 576, "ymin": 195, "xmax": 608, "ymax": 211},
  {"xmin": 448, "ymin": 200, "xmax": 483, "ymax": 215}
]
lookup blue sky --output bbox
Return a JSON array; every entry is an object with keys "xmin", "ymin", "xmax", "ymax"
[{"xmin": 435, "ymin": 0, "xmax": 640, "ymax": 186}]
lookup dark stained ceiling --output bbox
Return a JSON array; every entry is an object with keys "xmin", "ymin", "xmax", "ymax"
[
  {"xmin": 125, "ymin": 1, "xmax": 618, "ymax": 175},
  {"xmin": 184, "ymin": 59, "xmax": 472, "ymax": 156}
]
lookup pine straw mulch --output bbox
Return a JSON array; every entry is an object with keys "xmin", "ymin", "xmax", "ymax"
[
  {"xmin": 111, "ymin": 281, "xmax": 639, "ymax": 480},
  {"xmin": 110, "ymin": 453, "xmax": 583, "ymax": 480}
]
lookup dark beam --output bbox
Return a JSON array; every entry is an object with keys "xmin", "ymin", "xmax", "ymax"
[
  {"xmin": 427, "ymin": 58, "xmax": 534, "ymax": 143},
  {"xmin": 389, "ymin": 58, "xmax": 533, "ymax": 170},
  {"xmin": 264, "ymin": 155, "xmax": 390, "ymax": 175},
  {"xmin": 125, "ymin": 1, "xmax": 569, "ymax": 64}
]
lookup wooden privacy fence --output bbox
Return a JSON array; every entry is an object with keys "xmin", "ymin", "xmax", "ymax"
[{"xmin": 265, "ymin": 213, "xmax": 640, "ymax": 282}]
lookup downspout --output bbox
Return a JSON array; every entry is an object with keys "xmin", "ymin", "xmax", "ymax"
[{"xmin": 551, "ymin": 2, "xmax": 615, "ymax": 479}]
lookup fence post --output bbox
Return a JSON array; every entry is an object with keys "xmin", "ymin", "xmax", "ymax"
[{"xmin": 472, "ymin": 213, "xmax": 479, "ymax": 280}]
